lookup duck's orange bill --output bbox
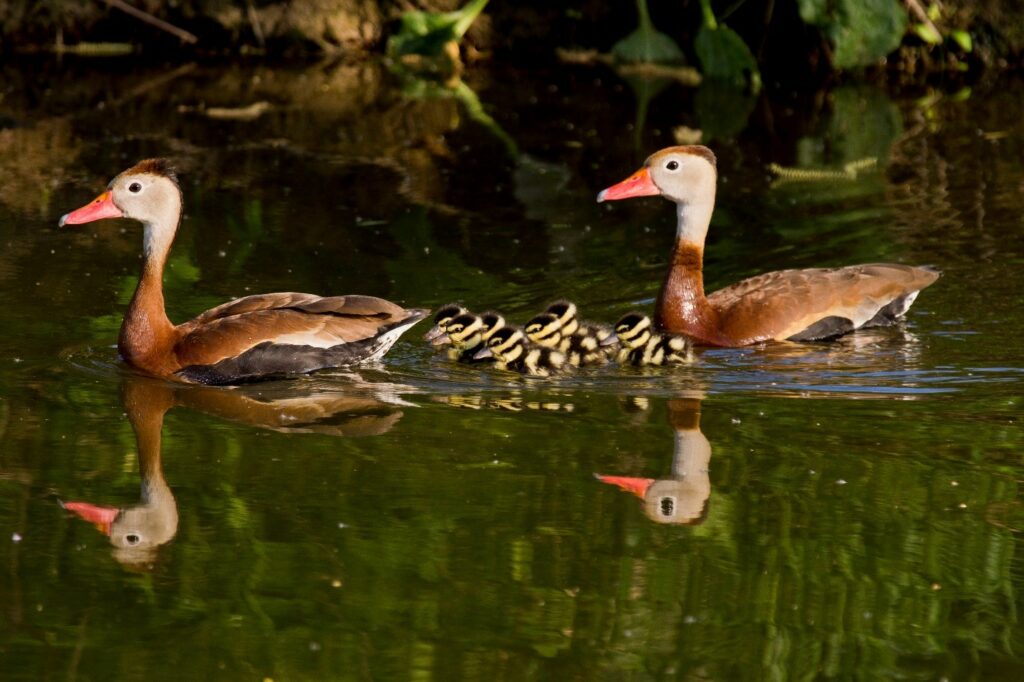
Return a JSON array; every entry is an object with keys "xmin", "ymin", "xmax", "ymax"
[
  {"xmin": 58, "ymin": 191, "xmax": 123, "ymax": 227},
  {"xmin": 64, "ymin": 501, "xmax": 120, "ymax": 535},
  {"xmin": 595, "ymin": 474, "xmax": 655, "ymax": 499},
  {"xmin": 596, "ymin": 167, "xmax": 659, "ymax": 202}
]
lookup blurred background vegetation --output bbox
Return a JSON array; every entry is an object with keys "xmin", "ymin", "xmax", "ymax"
[{"xmin": 0, "ymin": 0, "xmax": 1019, "ymax": 81}]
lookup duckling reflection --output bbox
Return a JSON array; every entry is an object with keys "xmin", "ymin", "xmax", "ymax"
[
  {"xmin": 596, "ymin": 396, "xmax": 711, "ymax": 525},
  {"xmin": 63, "ymin": 374, "xmax": 403, "ymax": 568},
  {"xmin": 432, "ymin": 391, "xmax": 575, "ymax": 413}
]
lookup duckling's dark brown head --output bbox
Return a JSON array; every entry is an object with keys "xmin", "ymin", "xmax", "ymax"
[
  {"xmin": 525, "ymin": 312, "xmax": 564, "ymax": 348},
  {"xmin": 485, "ymin": 327, "xmax": 526, "ymax": 362},
  {"xmin": 478, "ymin": 311, "xmax": 506, "ymax": 340},
  {"xmin": 544, "ymin": 300, "xmax": 578, "ymax": 335},
  {"xmin": 434, "ymin": 304, "xmax": 467, "ymax": 326},
  {"xmin": 424, "ymin": 303, "xmax": 468, "ymax": 343},
  {"xmin": 615, "ymin": 312, "xmax": 653, "ymax": 349},
  {"xmin": 445, "ymin": 313, "xmax": 484, "ymax": 348}
]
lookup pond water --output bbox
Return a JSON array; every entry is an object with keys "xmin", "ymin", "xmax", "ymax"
[{"xmin": 1, "ymin": 58, "xmax": 1023, "ymax": 680}]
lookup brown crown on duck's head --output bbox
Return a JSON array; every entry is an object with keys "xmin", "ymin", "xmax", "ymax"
[{"xmin": 122, "ymin": 158, "xmax": 179, "ymax": 184}]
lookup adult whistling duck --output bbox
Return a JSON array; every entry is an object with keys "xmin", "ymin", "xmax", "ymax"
[
  {"xmin": 59, "ymin": 159, "xmax": 427, "ymax": 384},
  {"xmin": 597, "ymin": 146, "xmax": 940, "ymax": 346}
]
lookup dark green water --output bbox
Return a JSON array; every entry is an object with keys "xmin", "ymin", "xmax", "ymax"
[{"xmin": 1, "ymin": 60, "xmax": 1023, "ymax": 680}]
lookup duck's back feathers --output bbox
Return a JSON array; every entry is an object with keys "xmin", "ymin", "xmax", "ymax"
[
  {"xmin": 706, "ymin": 264, "xmax": 940, "ymax": 343},
  {"xmin": 173, "ymin": 294, "xmax": 427, "ymax": 384}
]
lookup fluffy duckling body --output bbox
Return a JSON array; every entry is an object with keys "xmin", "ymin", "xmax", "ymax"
[
  {"xmin": 612, "ymin": 313, "xmax": 694, "ymax": 366},
  {"xmin": 530, "ymin": 300, "xmax": 617, "ymax": 364},
  {"xmin": 545, "ymin": 300, "xmax": 613, "ymax": 341},
  {"xmin": 444, "ymin": 311, "xmax": 507, "ymax": 362},
  {"xmin": 525, "ymin": 312, "xmax": 607, "ymax": 367},
  {"xmin": 475, "ymin": 327, "xmax": 570, "ymax": 377}
]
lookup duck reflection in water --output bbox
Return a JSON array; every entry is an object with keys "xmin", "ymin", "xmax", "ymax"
[
  {"xmin": 63, "ymin": 375, "xmax": 404, "ymax": 569},
  {"xmin": 597, "ymin": 396, "xmax": 711, "ymax": 525}
]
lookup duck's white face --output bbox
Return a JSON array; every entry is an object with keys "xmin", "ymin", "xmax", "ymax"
[
  {"xmin": 645, "ymin": 148, "xmax": 717, "ymax": 206},
  {"xmin": 105, "ymin": 171, "xmax": 181, "ymax": 225},
  {"xmin": 597, "ymin": 145, "xmax": 717, "ymax": 207}
]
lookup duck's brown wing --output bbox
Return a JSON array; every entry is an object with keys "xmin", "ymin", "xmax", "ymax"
[
  {"xmin": 709, "ymin": 264, "xmax": 939, "ymax": 344},
  {"xmin": 188, "ymin": 292, "xmax": 412, "ymax": 325},
  {"xmin": 173, "ymin": 293, "xmax": 428, "ymax": 383}
]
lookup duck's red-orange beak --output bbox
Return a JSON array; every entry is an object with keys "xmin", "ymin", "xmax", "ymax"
[
  {"xmin": 64, "ymin": 501, "xmax": 120, "ymax": 535},
  {"xmin": 596, "ymin": 167, "xmax": 660, "ymax": 202},
  {"xmin": 595, "ymin": 474, "xmax": 655, "ymax": 499},
  {"xmin": 58, "ymin": 191, "xmax": 123, "ymax": 227}
]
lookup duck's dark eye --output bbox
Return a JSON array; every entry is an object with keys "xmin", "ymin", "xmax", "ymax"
[
  {"xmin": 128, "ymin": 182, "xmax": 142, "ymax": 193},
  {"xmin": 125, "ymin": 534, "xmax": 141, "ymax": 545},
  {"xmin": 666, "ymin": 160, "xmax": 679, "ymax": 171}
]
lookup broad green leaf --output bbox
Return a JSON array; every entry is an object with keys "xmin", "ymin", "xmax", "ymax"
[
  {"xmin": 695, "ymin": 24, "xmax": 761, "ymax": 92},
  {"xmin": 611, "ymin": 0, "xmax": 684, "ymax": 64},
  {"xmin": 695, "ymin": 82, "xmax": 757, "ymax": 140},
  {"xmin": 797, "ymin": 0, "xmax": 908, "ymax": 69},
  {"xmin": 611, "ymin": 27, "xmax": 685, "ymax": 64}
]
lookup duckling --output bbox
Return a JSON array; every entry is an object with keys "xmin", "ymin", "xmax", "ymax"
[
  {"xmin": 473, "ymin": 327, "xmax": 570, "ymax": 377},
  {"xmin": 424, "ymin": 303, "xmax": 468, "ymax": 345},
  {"xmin": 442, "ymin": 311, "xmax": 508, "ymax": 362},
  {"xmin": 444, "ymin": 312, "xmax": 487, "ymax": 361},
  {"xmin": 611, "ymin": 312, "xmax": 694, "ymax": 366},
  {"xmin": 531, "ymin": 299, "xmax": 617, "ymax": 364},
  {"xmin": 544, "ymin": 300, "xmax": 615, "ymax": 346},
  {"xmin": 524, "ymin": 312, "xmax": 607, "ymax": 367},
  {"xmin": 478, "ymin": 311, "xmax": 507, "ymax": 343},
  {"xmin": 523, "ymin": 312, "xmax": 566, "ymax": 350}
]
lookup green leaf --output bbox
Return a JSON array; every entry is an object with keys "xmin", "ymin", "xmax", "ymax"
[
  {"xmin": 950, "ymin": 29, "xmax": 973, "ymax": 52},
  {"xmin": 611, "ymin": 27, "xmax": 684, "ymax": 64},
  {"xmin": 695, "ymin": 24, "xmax": 761, "ymax": 92},
  {"xmin": 796, "ymin": 0, "xmax": 827, "ymax": 25},
  {"xmin": 914, "ymin": 23, "xmax": 942, "ymax": 45},
  {"xmin": 387, "ymin": 0, "xmax": 489, "ymax": 57},
  {"xmin": 611, "ymin": 0, "xmax": 684, "ymax": 64},
  {"xmin": 797, "ymin": 0, "xmax": 908, "ymax": 69},
  {"xmin": 695, "ymin": 82, "xmax": 757, "ymax": 140}
]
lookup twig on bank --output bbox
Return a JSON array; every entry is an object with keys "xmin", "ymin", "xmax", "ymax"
[
  {"xmin": 103, "ymin": 0, "xmax": 198, "ymax": 44},
  {"xmin": 904, "ymin": 0, "xmax": 942, "ymax": 42}
]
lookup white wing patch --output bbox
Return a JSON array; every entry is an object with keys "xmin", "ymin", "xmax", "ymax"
[{"xmin": 270, "ymin": 332, "xmax": 348, "ymax": 349}]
